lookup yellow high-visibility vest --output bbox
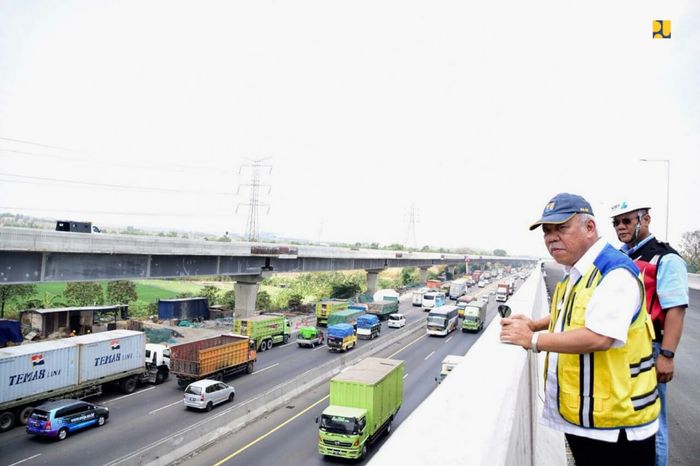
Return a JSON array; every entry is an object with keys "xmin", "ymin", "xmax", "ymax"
[{"xmin": 546, "ymin": 244, "xmax": 659, "ymax": 429}]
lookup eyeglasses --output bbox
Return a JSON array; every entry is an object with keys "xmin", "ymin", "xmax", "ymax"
[{"xmin": 612, "ymin": 217, "xmax": 634, "ymax": 227}]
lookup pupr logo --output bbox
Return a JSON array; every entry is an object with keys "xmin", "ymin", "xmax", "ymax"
[
  {"xmin": 111, "ymin": 339, "xmax": 120, "ymax": 350},
  {"xmin": 653, "ymin": 20, "xmax": 671, "ymax": 39}
]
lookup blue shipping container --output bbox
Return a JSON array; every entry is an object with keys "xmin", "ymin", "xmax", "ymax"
[
  {"xmin": 157, "ymin": 298, "xmax": 209, "ymax": 321},
  {"xmin": 357, "ymin": 314, "xmax": 380, "ymax": 329},
  {"xmin": 327, "ymin": 323, "xmax": 355, "ymax": 338}
]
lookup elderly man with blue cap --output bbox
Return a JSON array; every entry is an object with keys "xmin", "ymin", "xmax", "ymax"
[{"xmin": 500, "ymin": 193, "xmax": 659, "ymax": 466}]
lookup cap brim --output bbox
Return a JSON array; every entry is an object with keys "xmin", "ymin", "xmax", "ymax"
[{"xmin": 529, "ymin": 212, "xmax": 576, "ymax": 231}]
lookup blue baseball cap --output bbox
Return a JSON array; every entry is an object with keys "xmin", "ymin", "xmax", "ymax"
[{"xmin": 529, "ymin": 193, "xmax": 594, "ymax": 230}]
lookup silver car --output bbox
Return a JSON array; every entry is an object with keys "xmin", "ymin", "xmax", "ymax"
[{"xmin": 183, "ymin": 379, "xmax": 235, "ymax": 411}]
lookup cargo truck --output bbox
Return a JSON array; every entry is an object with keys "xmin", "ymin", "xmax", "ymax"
[
  {"xmin": 315, "ymin": 299, "xmax": 349, "ymax": 327},
  {"xmin": 317, "ymin": 357, "xmax": 404, "ymax": 460},
  {"xmin": 496, "ymin": 282, "xmax": 512, "ymax": 302},
  {"xmin": 326, "ymin": 323, "xmax": 357, "ymax": 352},
  {"xmin": 462, "ymin": 301, "xmax": 487, "ymax": 332},
  {"xmin": 448, "ymin": 278, "xmax": 469, "ymax": 300},
  {"xmin": 426, "ymin": 279, "xmax": 442, "ymax": 289},
  {"xmin": 367, "ymin": 300, "xmax": 398, "ymax": 321},
  {"xmin": 411, "ymin": 287, "xmax": 428, "ymax": 306},
  {"xmin": 356, "ymin": 314, "xmax": 381, "ymax": 340},
  {"xmin": 372, "ymin": 289, "xmax": 399, "ymax": 303},
  {"xmin": 296, "ymin": 326, "xmax": 324, "ymax": 348},
  {"xmin": 169, "ymin": 334, "xmax": 256, "ymax": 387},
  {"xmin": 0, "ymin": 330, "xmax": 164, "ymax": 433},
  {"xmin": 233, "ymin": 314, "xmax": 291, "ymax": 351},
  {"xmin": 326, "ymin": 305, "xmax": 366, "ymax": 328}
]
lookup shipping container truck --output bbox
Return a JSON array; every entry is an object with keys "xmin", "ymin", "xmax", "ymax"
[
  {"xmin": 426, "ymin": 279, "xmax": 442, "ymax": 289},
  {"xmin": 356, "ymin": 314, "xmax": 381, "ymax": 340},
  {"xmin": 0, "ymin": 330, "xmax": 163, "ymax": 433},
  {"xmin": 448, "ymin": 278, "xmax": 469, "ymax": 300},
  {"xmin": 326, "ymin": 324, "xmax": 357, "ymax": 352},
  {"xmin": 296, "ymin": 326, "xmax": 325, "ymax": 348},
  {"xmin": 233, "ymin": 314, "xmax": 291, "ymax": 351},
  {"xmin": 326, "ymin": 306, "xmax": 366, "ymax": 328},
  {"xmin": 317, "ymin": 357, "xmax": 404, "ymax": 460},
  {"xmin": 169, "ymin": 334, "xmax": 256, "ymax": 387},
  {"xmin": 366, "ymin": 300, "xmax": 398, "ymax": 321},
  {"xmin": 315, "ymin": 299, "xmax": 349, "ymax": 327},
  {"xmin": 462, "ymin": 301, "xmax": 487, "ymax": 332}
]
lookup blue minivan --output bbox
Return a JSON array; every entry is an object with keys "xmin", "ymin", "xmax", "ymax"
[{"xmin": 26, "ymin": 399, "xmax": 109, "ymax": 440}]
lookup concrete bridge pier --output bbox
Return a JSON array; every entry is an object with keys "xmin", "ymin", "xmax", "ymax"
[
  {"xmin": 446, "ymin": 265, "xmax": 455, "ymax": 280},
  {"xmin": 234, "ymin": 272, "xmax": 271, "ymax": 319},
  {"xmin": 366, "ymin": 269, "xmax": 382, "ymax": 296},
  {"xmin": 419, "ymin": 267, "xmax": 428, "ymax": 285}
]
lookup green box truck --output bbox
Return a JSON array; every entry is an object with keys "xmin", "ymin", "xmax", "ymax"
[
  {"xmin": 326, "ymin": 305, "xmax": 366, "ymax": 328},
  {"xmin": 315, "ymin": 299, "xmax": 349, "ymax": 327},
  {"xmin": 317, "ymin": 357, "xmax": 404, "ymax": 460},
  {"xmin": 233, "ymin": 314, "xmax": 291, "ymax": 351},
  {"xmin": 462, "ymin": 301, "xmax": 487, "ymax": 332}
]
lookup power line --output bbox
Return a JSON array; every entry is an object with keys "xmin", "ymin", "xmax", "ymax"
[
  {"xmin": 0, "ymin": 136, "xmax": 83, "ymax": 152},
  {"xmin": 0, "ymin": 147, "xmax": 233, "ymax": 175},
  {"xmin": 0, "ymin": 172, "xmax": 237, "ymax": 196},
  {"xmin": 0, "ymin": 206, "xmax": 234, "ymax": 217}
]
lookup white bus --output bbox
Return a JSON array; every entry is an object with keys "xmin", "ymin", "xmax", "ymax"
[{"xmin": 426, "ymin": 305, "xmax": 460, "ymax": 337}]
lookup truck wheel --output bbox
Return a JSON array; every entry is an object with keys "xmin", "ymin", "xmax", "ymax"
[
  {"xmin": 155, "ymin": 370, "xmax": 168, "ymax": 385},
  {"xmin": 246, "ymin": 362, "xmax": 255, "ymax": 374},
  {"xmin": 213, "ymin": 373, "xmax": 224, "ymax": 382},
  {"xmin": 120, "ymin": 377, "xmax": 137, "ymax": 394},
  {"xmin": 0, "ymin": 411, "xmax": 15, "ymax": 432},
  {"xmin": 177, "ymin": 378, "xmax": 189, "ymax": 388},
  {"xmin": 283, "ymin": 334, "xmax": 289, "ymax": 344},
  {"xmin": 360, "ymin": 444, "xmax": 368, "ymax": 460},
  {"xmin": 386, "ymin": 422, "xmax": 392, "ymax": 435},
  {"xmin": 17, "ymin": 405, "xmax": 35, "ymax": 425},
  {"xmin": 57, "ymin": 427, "xmax": 68, "ymax": 441}
]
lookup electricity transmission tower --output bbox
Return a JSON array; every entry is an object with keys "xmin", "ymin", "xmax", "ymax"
[
  {"xmin": 404, "ymin": 203, "xmax": 419, "ymax": 250},
  {"xmin": 236, "ymin": 157, "xmax": 272, "ymax": 242}
]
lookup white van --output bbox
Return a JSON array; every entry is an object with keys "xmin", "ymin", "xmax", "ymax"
[
  {"xmin": 412, "ymin": 288, "xmax": 428, "ymax": 306},
  {"xmin": 422, "ymin": 291, "xmax": 446, "ymax": 311}
]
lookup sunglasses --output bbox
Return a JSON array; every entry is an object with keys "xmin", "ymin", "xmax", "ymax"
[{"xmin": 612, "ymin": 217, "xmax": 635, "ymax": 227}]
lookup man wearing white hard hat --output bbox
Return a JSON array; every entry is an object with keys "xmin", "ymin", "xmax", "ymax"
[{"xmin": 611, "ymin": 201, "xmax": 689, "ymax": 466}]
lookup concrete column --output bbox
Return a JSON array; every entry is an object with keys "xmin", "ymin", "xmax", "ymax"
[
  {"xmin": 233, "ymin": 272, "xmax": 270, "ymax": 319},
  {"xmin": 366, "ymin": 270, "xmax": 381, "ymax": 296},
  {"xmin": 419, "ymin": 267, "xmax": 429, "ymax": 284},
  {"xmin": 446, "ymin": 265, "xmax": 455, "ymax": 280}
]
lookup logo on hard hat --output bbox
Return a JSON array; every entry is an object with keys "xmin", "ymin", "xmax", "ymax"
[{"xmin": 545, "ymin": 202, "xmax": 556, "ymax": 211}]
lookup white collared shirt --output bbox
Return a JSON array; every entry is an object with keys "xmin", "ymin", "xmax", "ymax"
[{"xmin": 541, "ymin": 238, "xmax": 658, "ymax": 441}]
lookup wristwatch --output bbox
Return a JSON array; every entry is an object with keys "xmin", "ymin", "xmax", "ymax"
[{"xmin": 659, "ymin": 348, "xmax": 675, "ymax": 359}]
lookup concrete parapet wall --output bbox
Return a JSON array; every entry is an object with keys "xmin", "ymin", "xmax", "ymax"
[
  {"xmin": 369, "ymin": 270, "xmax": 566, "ymax": 466},
  {"xmin": 688, "ymin": 273, "xmax": 700, "ymax": 291}
]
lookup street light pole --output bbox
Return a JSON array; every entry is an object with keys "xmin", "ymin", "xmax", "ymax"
[{"xmin": 639, "ymin": 158, "xmax": 670, "ymax": 241}]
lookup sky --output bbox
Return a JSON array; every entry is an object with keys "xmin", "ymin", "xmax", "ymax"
[{"xmin": 0, "ymin": 0, "xmax": 698, "ymax": 258}]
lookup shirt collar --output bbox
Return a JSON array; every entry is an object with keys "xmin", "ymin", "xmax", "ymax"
[
  {"xmin": 620, "ymin": 234, "xmax": 655, "ymax": 255},
  {"xmin": 563, "ymin": 237, "xmax": 607, "ymax": 280}
]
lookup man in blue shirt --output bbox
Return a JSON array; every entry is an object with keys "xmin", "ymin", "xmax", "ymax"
[{"xmin": 611, "ymin": 201, "xmax": 689, "ymax": 466}]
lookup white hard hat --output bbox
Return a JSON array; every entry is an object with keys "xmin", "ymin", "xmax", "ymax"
[{"xmin": 610, "ymin": 200, "xmax": 651, "ymax": 218}]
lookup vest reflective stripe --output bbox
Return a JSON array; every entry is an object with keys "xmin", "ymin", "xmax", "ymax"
[{"xmin": 546, "ymin": 244, "xmax": 660, "ymax": 429}]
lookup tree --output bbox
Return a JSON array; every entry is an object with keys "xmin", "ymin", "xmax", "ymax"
[
  {"xmin": 287, "ymin": 293, "xmax": 304, "ymax": 310},
  {"xmin": 400, "ymin": 267, "xmax": 418, "ymax": 286},
  {"xmin": 680, "ymin": 230, "xmax": 700, "ymax": 272},
  {"xmin": 221, "ymin": 290, "xmax": 236, "ymax": 309},
  {"xmin": 256, "ymin": 291, "xmax": 271, "ymax": 310},
  {"xmin": 0, "ymin": 284, "xmax": 36, "ymax": 318},
  {"xmin": 26, "ymin": 292, "xmax": 66, "ymax": 309},
  {"xmin": 64, "ymin": 282, "xmax": 104, "ymax": 306},
  {"xmin": 493, "ymin": 249, "xmax": 507, "ymax": 257},
  {"xmin": 106, "ymin": 281, "xmax": 138, "ymax": 305},
  {"xmin": 199, "ymin": 285, "xmax": 221, "ymax": 305},
  {"xmin": 331, "ymin": 281, "xmax": 362, "ymax": 299},
  {"xmin": 386, "ymin": 243, "xmax": 405, "ymax": 251}
]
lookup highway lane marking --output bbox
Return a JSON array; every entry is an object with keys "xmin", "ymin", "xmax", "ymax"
[
  {"xmin": 251, "ymin": 363, "xmax": 279, "ymax": 375},
  {"xmin": 107, "ymin": 386, "xmax": 156, "ymax": 403},
  {"xmin": 213, "ymin": 395, "xmax": 330, "ymax": 465},
  {"xmin": 149, "ymin": 399, "xmax": 183, "ymax": 415},
  {"xmin": 8, "ymin": 454, "xmax": 41, "ymax": 466},
  {"xmin": 388, "ymin": 332, "xmax": 425, "ymax": 358},
  {"xmin": 424, "ymin": 351, "xmax": 435, "ymax": 360},
  {"xmin": 445, "ymin": 336, "xmax": 453, "ymax": 343},
  {"xmin": 403, "ymin": 373, "xmax": 408, "ymax": 379}
]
